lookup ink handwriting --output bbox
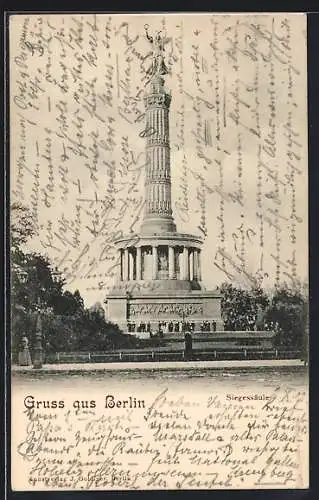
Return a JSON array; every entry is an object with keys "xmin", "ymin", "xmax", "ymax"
[{"xmin": 16, "ymin": 385, "xmax": 307, "ymax": 489}]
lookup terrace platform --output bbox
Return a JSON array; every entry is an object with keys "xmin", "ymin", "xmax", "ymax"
[{"xmin": 12, "ymin": 359, "xmax": 305, "ymax": 374}]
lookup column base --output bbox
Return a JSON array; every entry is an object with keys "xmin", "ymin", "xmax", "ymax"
[{"xmin": 140, "ymin": 217, "xmax": 177, "ymax": 235}]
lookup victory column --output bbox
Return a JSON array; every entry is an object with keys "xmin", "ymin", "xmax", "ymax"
[{"xmin": 105, "ymin": 27, "xmax": 223, "ymax": 336}]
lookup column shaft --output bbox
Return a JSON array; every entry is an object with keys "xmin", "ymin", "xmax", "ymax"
[
  {"xmin": 128, "ymin": 251, "xmax": 133, "ymax": 280},
  {"xmin": 189, "ymin": 250, "xmax": 194, "ymax": 280},
  {"xmin": 136, "ymin": 247, "xmax": 142, "ymax": 280},
  {"xmin": 193, "ymin": 250, "xmax": 198, "ymax": 280},
  {"xmin": 168, "ymin": 246, "xmax": 175, "ymax": 279},
  {"xmin": 120, "ymin": 250, "xmax": 123, "ymax": 281},
  {"xmin": 152, "ymin": 246, "xmax": 158, "ymax": 280},
  {"xmin": 124, "ymin": 248, "xmax": 129, "ymax": 281},
  {"xmin": 197, "ymin": 250, "xmax": 201, "ymax": 281},
  {"xmin": 183, "ymin": 247, "xmax": 189, "ymax": 280}
]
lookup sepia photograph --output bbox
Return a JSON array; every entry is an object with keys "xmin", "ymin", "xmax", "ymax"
[{"xmin": 9, "ymin": 12, "xmax": 308, "ymax": 490}]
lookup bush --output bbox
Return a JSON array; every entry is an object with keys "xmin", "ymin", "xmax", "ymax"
[{"xmin": 265, "ymin": 285, "xmax": 308, "ymax": 349}]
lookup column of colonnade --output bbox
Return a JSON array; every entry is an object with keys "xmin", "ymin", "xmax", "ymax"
[{"xmin": 120, "ymin": 246, "xmax": 201, "ymax": 281}]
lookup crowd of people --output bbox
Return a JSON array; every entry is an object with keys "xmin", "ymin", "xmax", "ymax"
[
  {"xmin": 127, "ymin": 320, "xmax": 219, "ymax": 336},
  {"xmin": 127, "ymin": 316, "xmax": 282, "ymax": 335}
]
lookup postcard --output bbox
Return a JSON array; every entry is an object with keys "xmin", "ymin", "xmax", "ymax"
[{"xmin": 9, "ymin": 12, "xmax": 308, "ymax": 490}]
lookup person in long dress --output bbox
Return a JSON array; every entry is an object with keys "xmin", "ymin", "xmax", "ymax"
[
  {"xmin": 184, "ymin": 331, "xmax": 193, "ymax": 361},
  {"xmin": 18, "ymin": 336, "xmax": 32, "ymax": 366}
]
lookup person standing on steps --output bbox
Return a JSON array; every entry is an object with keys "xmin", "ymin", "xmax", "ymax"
[{"xmin": 184, "ymin": 331, "xmax": 193, "ymax": 361}]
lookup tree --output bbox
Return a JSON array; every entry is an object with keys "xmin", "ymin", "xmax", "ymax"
[
  {"xmin": 11, "ymin": 202, "xmax": 35, "ymax": 252},
  {"xmin": 12, "ymin": 251, "xmax": 65, "ymax": 314},
  {"xmin": 220, "ymin": 283, "xmax": 269, "ymax": 331},
  {"xmin": 43, "ymin": 315, "xmax": 78, "ymax": 353},
  {"xmin": 11, "ymin": 251, "xmax": 66, "ymax": 361},
  {"xmin": 10, "ymin": 203, "xmax": 142, "ymax": 359},
  {"xmin": 71, "ymin": 310, "xmax": 137, "ymax": 351},
  {"xmin": 51, "ymin": 289, "xmax": 84, "ymax": 317},
  {"xmin": 89, "ymin": 302, "xmax": 105, "ymax": 319},
  {"xmin": 265, "ymin": 284, "xmax": 308, "ymax": 349}
]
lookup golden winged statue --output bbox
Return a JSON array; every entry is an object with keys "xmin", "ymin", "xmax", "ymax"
[{"xmin": 144, "ymin": 24, "xmax": 169, "ymax": 77}]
